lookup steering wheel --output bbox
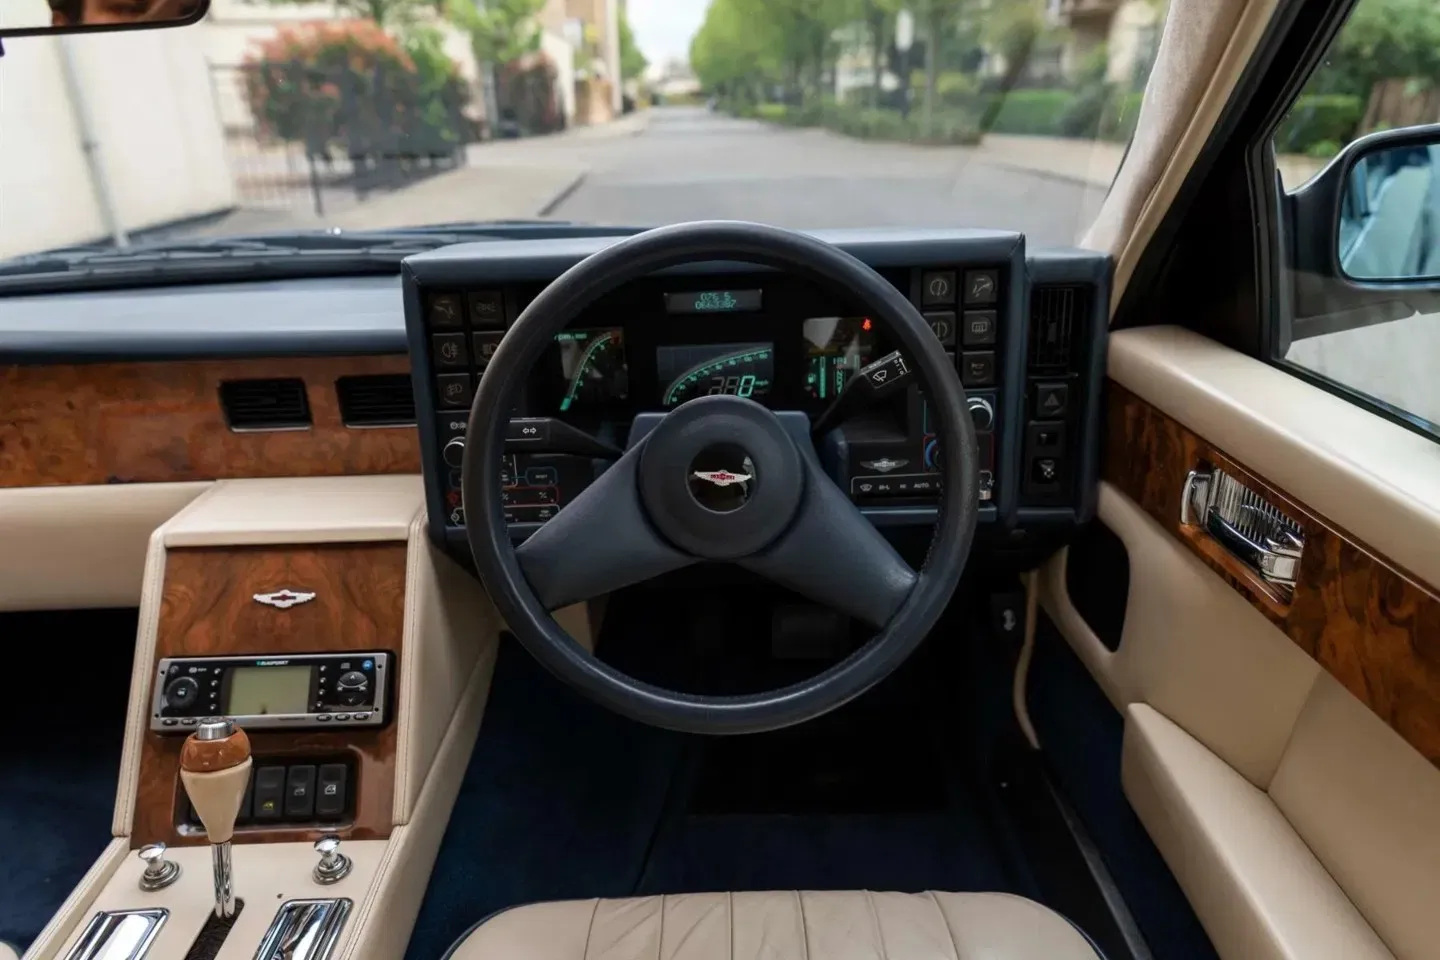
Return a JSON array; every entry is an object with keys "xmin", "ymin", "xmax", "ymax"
[{"xmin": 463, "ymin": 221, "xmax": 978, "ymax": 735}]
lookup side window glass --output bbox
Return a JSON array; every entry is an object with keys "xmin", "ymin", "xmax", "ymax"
[{"xmin": 1272, "ymin": 0, "xmax": 1440, "ymax": 432}]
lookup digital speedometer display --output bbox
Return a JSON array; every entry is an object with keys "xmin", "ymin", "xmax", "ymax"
[{"xmin": 657, "ymin": 342, "xmax": 774, "ymax": 407}]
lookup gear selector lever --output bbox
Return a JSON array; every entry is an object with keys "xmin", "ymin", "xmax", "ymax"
[{"xmin": 179, "ymin": 718, "xmax": 252, "ymax": 918}]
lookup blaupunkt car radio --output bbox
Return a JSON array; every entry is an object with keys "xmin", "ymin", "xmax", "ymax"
[{"xmin": 149, "ymin": 652, "xmax": 391, "ymax": 733}]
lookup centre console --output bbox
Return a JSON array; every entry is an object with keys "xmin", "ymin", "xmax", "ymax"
[{"xmin": 402, "ymin": 231, "xmax": 1110, "ymax": 563}]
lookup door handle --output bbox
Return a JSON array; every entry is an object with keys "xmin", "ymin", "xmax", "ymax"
[{"xmin": 1182, "ymin": 465, "xmax": 1304, "ymax": 594}]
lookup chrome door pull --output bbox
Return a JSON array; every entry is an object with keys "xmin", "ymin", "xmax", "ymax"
[{"xmin": 1181, "ymin": 464, "xmax": 1305, "ymax": 595}]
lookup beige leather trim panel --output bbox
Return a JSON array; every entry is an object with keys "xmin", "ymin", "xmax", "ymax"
[
  {"xmin": 1269, "ymin": 675, "xmax": 1440, "ymax": 960},
  {"xmin": 1040, "ymin": 483, "xmax": 1320, "ymax": 788},
  {"xmin": 162, "ymin": 475, "xmax": 425, "ymax": 547},
  {"xmin": 1085, "ymin": 0, "xmax": 1278, "ymax": 301},
  {"xmin": 1109, "ymin": 326, "xmax": 1440, "ymax": 592},
  {"xmin": 1122, "ymin": 704, "xmax": 1392, "ymax": 960},
  {"xmin": 41, "ymin": 842, "xmax": 389, "ymax": 960},
  {"xmin": 0, "ymin": 483, "xmax": 209, "ymax": 612}
]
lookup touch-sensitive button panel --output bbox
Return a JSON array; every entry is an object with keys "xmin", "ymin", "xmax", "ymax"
[{"xmin": 151, "ymin": 652, "xmax": 390, "ymax": 733}]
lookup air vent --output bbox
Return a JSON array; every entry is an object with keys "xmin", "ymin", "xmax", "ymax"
[
  {"xmin": 218, "ymin": 378, "xmax": 311, "ymax": 431},
  {"xmin": 336, "ymin": 374, "xmax": 417, "ymax": 427},
  {"xmin": 1029, "ymin": 285, "xmax": 1088, "ymax": 372}
]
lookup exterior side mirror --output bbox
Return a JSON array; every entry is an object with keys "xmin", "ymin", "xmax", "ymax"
[
  {"xmin": 0, "ymin": 0, "xmax": 208, "ymax": 38},
  {"xmin": 1284, "ymin": 123, "xmax": 1440, "ymax": 340}
]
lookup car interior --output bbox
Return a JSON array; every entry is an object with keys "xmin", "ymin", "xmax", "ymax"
[{"xmin": 1, "ymin": 0, "xmax": 1439, "ymax": 959}]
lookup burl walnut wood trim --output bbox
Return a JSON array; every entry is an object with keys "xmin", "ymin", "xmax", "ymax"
[
  {"xmin": 132, "ymin": 544, "xmax": 408, "ymax": 848},
  {"xmin": 0, "ymin": 355, "xmax": 419, "ymax": 487},
  {"xmin": 1105, "ymin": 381, "xmax": 1440, "ymax": 768}
]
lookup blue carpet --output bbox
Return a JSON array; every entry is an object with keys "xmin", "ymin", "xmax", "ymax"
[
  {"xmin": 0, "ymin": 611, "xmax": 133, "ymax": 952},
  {"xmin": 405, "ymin": 629, "xmax": 1017, "ymax": 960},
  {"xmin": 1029, "ymin": 617, "xmax": 1219, "ymax": 960}
]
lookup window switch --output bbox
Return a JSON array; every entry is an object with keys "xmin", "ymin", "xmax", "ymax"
[
  {"xmin": 285, "ymin": 765, "xmax": 316, "ymax": 819},
  {"xmin": 316, "ymin": 764, "xmax": 349, "ymax": 820},
  {"xmin": 252, "ymin": 765, "xmax": 287, "ymax": 821}
]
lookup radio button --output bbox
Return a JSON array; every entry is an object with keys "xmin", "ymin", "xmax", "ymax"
[
  {"xmin": 353, "ymin": 712, "xmax": 372, "ymax": 721},
  {"xmin": 163, "ymin": 677, "xmax": 199, "ymax": 710},
  {"xmin": 162, "ymin": 718, "xmax": 178, "ymax": 727},
  {"xmin": 333, "ymin": 714, "xmax": 351, "ymax": 722},
  {"xmin": 181, "ymin": 718, "xmax": 197, "ymax": 727},
  {"xmin": 337, "ymin": 671, "xmax": 368, "ymax": 690}
]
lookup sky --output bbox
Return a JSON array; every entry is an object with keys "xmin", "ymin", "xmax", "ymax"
[{"xmin": 626, "ymin": 0, "xmax": 709, "ymax": 68}]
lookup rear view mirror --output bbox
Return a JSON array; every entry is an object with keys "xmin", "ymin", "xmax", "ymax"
[{"xmin": 0, "ymin": 0, "xmax": 208, "ymax": 37}]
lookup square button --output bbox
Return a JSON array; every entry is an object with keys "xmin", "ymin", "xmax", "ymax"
[
  {"xmin": 284, "ymin": 765, "xmax": 316, "ymax": 819},
  {"xmin": 963, "ymin": 269, "xmax": 998, "ymax": 305},
  {"xmin": 427, "ymin": 293, "xmax": 463, "ymax": 330},
  {"xmin": 432, "ymin": 333, "xmax": 468, "ymax": 369},
  {"xmin": 436, "ymin": 373, "xmax": 474, "ymax": 409},
  {"xmin": 921, "ymin": 271, "xmax": 957, "ymax": 306},
  {"xmin": 1027, "ymin": 420, "xmax": 1066, "ymax": 455},
  {"xmin": 468, "ymin": 291, "xmax": 505, "ymax": 328},
  {"xmin": 924, "ymin": 311, "xmax": 956, "ymax": 346},
  {"xmin": 960, "ymin": 351, "xmax": 996, "ymax": 387},
  {"xmin": 1035, "ymin": 382, "xmax": 1069, "ymax": 418},
  {"xmin": 962, "ymin": 309, "xmax": 996, "ymax": 346},
  {"xmin": 472, "ymin": 332, "xmax": 503, "ymax": 370}
]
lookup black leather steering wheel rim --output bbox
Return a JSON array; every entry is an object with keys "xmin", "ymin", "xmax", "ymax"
[{"xmin": 463, "ymin": 220, "xmax": 978, "ymax": 734}]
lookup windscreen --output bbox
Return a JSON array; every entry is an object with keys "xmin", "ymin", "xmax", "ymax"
[{"xmin": 1, "ymin": 0, "xmax": 1173, "ymax": 263}]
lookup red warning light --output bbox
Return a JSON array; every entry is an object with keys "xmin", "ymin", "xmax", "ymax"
[{"xmin": 861, "ymin": 318, "xmax": 873, "ymax": 331}]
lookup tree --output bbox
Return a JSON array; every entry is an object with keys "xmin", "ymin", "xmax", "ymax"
[
  {"xmin": 244, "ymin": 0, "xmax": 430, "ymax": 28},
  {"xmin": 447, "ymin": 0, "xmax": 545, "ymax": 66},
  {"xmin": 619, "ymin": 10, "xmax": 648, "ymax": 82}
]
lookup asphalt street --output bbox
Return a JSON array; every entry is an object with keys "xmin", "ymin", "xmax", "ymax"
[{"xmin": 503, "ymin": 106, "xmax": 1107, "ymax": 247}]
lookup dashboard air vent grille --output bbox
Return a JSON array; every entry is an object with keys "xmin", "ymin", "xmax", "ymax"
[
  {"xmin": 336, "ymin": 374, "xmax": 417, "ymax": 427},
  {"xmin": 218, "ymin": 378, "xmax": 311, "ymax": 431},
  {"xmin": 1029, "ymin": 285, "xmax": 1088, "ymax": 372}
]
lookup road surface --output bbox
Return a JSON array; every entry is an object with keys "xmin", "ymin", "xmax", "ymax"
[{"xmin": 475, "ymin": 106, "xmax": 1108, "ymax": 247}]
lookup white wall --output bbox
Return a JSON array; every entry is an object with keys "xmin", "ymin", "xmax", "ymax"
[{"xmin": 0, "ymin": 23, "xmax": 235, "ymax": 258}]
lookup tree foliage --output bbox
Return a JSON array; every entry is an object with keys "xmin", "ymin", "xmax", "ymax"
[
  {"xmin": 446, "ymin": 0, "xmax": 545, "ymax": 66},
  {"xmin": 1305, "ymin": 0, "xmax": 1440, "ymax": 99},
  {"xmin": 619, "ymin": 10, "xmax": 648, "ymax": 81}
]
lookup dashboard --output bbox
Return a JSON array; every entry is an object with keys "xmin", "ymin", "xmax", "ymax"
[{"xmin": 402, "ymin": 230, "xmax": 1111, "ymax": 563}]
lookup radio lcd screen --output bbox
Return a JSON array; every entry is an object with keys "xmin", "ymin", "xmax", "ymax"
[{"xmin": 225, "ymin": 664, "xmax": 311, "ymax": 716}]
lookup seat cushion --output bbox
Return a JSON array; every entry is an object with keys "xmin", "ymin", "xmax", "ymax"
[{"xmin": 445, "ymin": 891, "xmax": 1102, "ymax": 960}]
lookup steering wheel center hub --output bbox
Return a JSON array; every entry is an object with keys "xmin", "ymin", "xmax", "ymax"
[{"xmin": 638, "ymin": 396, "xmax": 803, "ymax": 560}]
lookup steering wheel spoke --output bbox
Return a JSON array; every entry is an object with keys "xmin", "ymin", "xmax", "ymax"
[
  {"xmin": 738, "ymin": 454, "xmax": 917, "ymax": 629},
  {"xmin": 514, "ymin": 445, "xmax": 694, "ymax": 609}
]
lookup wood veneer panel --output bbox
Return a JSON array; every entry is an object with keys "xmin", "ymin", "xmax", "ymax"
[
  {"xmin": 1104, "ymin": 381, "xmax": 1440, "ymax": 768},
  {"xmin": 0, "ymin": 355, "xmax": 419, "ymax": 487},
  {"xmin": 132, "ymin": 543, "xmax": 407, "ymax": 847}
]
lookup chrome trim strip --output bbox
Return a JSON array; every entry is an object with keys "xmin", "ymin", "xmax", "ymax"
[
  {"xmin": 64, "ymin": 909, "xmax": 167, "ymax": 960},
  {"xmin": 254, "ymin": 899, "xmax": 352, "ymax": 960}
]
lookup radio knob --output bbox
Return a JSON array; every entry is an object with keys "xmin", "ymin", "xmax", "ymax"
[
  {"xmin": 164, "ymin": 676, "xmax": 199, "ymax": 710},
  {"xmin": 442, "ymin": 437, "xmax": 466, "ymax": 468},
  {"xmin": 967, "ymin": 396, "xmax": 995, "ymax": 432}
]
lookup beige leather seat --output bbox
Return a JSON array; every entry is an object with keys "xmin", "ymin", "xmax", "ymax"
[{"xmin": 445, "ymin": 891, "xmax": 1103, "ymax": 960}]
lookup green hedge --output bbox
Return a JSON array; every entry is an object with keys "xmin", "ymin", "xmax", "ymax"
[
  {"xmin": 737, "ymin": 99, "xmax": 981, "ymax": 145},
  {"xmin": 984, "ymin": 90, "xmax": 1074, "ymax": 135},
  {"xmin": 1274, "ymin": 94, "xmax": 1362, "ymax": 155}
]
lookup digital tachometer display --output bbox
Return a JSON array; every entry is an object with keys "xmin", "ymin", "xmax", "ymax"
[
  {"xmin": 657, "ymin": 342, "xmax": 774, "ymax": 407},
  {"xmin": 556, "ymin": 328, "xmax": 628, "ymax": 412}
]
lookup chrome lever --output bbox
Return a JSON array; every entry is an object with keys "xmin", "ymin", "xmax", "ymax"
[{"xmin": 1180, "ymin": 464, "xmax": 1305, "ymax": 594}]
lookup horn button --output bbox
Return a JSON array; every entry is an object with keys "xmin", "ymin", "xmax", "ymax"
[{"xmin": 638, "ymin": 396, "xmax": 804, "ymax": 560}]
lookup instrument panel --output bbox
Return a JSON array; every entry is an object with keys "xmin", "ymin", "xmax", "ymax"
[{"xmin": 402, "ymin": 230, "xmax": 1110, "ymax": 558}]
